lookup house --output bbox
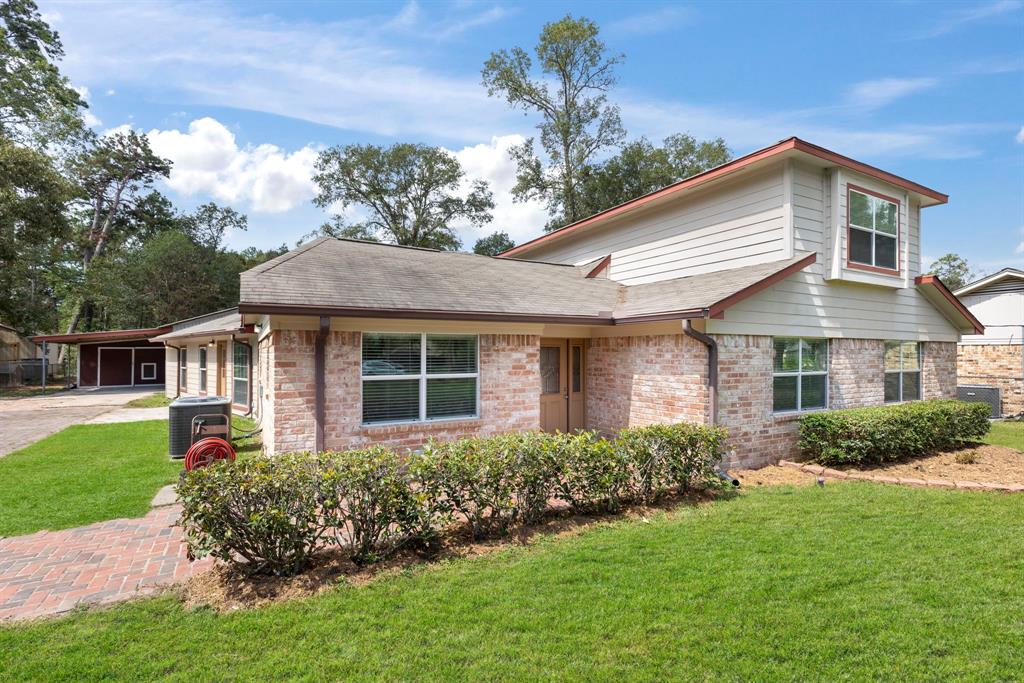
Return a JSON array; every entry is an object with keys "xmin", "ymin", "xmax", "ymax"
[
  {"xmin": 2, "ymin": 323, "xmax": 57, "ymax": 387},
  {"xmin": 954, "ymin": 268, "xmax": 1024, "ymax": 417},
  {"xmin": 225, "ymin": 137, "xmax": 982, "ymax": 468},
  {"xmin": 151, "ymin": 308, "xmax": 257, "ymax": 414},
  {"xmin": 30, "ymin": 326, "xmax": 168, "ymax": 388}
]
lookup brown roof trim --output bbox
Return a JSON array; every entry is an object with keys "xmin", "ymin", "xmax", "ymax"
[
  {"xmin": 915, "ymin": 275, "xmax": 985, "ymax": 334},
  {"xmin": 707, "ymin": 252, "xmax": 817, "ymax": 318},
  {"xmin": 585, "ymin": 254, "xmax": 612, "ymax": 278},
  {"xmin": 32, "ymin": 326, "xmax": 171, "ymax": 344},
  {"xmin": 238, "ymin": 303, "xmax": 616, "ymax": 326},
  {"xmin": 501, "ymin": 137, "xmax": 947, "ymax": 258}
]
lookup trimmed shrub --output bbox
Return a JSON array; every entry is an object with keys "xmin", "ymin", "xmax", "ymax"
[
  {"xmin": 319, "ymin": 446, "xmax": 433, "ymax": 565},
  {"xmin": 798, "ymin": 399, "xmax": 991, "ymax": 467},
  {"xmin": 548, "ymin": 431, "xmax": 629, "ymax": 513},
  {"xmin": 177, "ymin": 454, "xmax": 329, "ymax": 576},
  {"xmin": 616, "ymin": 423, "xmax": 729, "ymax": 503}
]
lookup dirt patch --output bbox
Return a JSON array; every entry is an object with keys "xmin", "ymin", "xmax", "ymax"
[
  {"xmin": 181, "ymin": 491, "xmax": 728, "ymax": 613},
  {"xmin": 842, "ymin": 445, "xmax": 1024, "ymax": 485},
  {"xmin": 732, "ymin": 465, "xmax": 818, "ymax": 487}
]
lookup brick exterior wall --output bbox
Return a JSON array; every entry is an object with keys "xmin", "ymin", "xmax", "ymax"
[
  {"xmin": 585, "ymin": 334, "xmax": 708, "ymax": 435},
  {"xmin": 263, "ymin": 331, "xmax": 540, "ymax": 454},
  {"xmin": 957, "ymin": 343, "xmax": 1023, "ymax": 417},
  {"xmin": 922, "ymin": 341, "xmax": 957, "ymax": 400},
  {"xmin": 829, "ymin": 338, "xmax": 884, "ymax": 408}
]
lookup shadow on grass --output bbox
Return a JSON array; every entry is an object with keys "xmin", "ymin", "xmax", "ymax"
[{"xmin": 182, "ymin": 486, "xmax": 739, "ymax": 613}]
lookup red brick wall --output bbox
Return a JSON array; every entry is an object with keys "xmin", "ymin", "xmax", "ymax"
[
  {"xmin": 264, "ymin": 331, "xmax": 540, "ymax": 454},
  {"xmin": 585, "ymin": 334, "xmax": 708, "ymax": 435},
  {"xmin": 957, "ymin": 343, "xmax": 1023, "ymax": 416},
  {"xmin": 922, "ymin": 341, "xmax": 958, "ymax": 400}
]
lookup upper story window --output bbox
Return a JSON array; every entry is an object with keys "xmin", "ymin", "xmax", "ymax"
[
  {"xmin": 884, "ymin": 341, "xmax": 921, "ymax": 403},
  {"xmin": 361, "ymin": 333, "xmax": 478, "ymax": 425},
  {"xmin": 848, "ymin": 186, "xmax": 899, "ymax": 273},
  {"xmin": 773, "ymin": 337, "xmax": 828, "ymax": 413}
]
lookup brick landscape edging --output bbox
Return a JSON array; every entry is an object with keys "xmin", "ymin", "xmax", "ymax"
[{"xmin": 777, "ymin": 460, "xmax": 1024, "ymax": 493}]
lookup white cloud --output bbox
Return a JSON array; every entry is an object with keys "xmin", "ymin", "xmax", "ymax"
[
  {"xmin": 1016, "ymin": 228, "xmax": 1024, "ymax": 254},
  {"xmin": 446, "ymin": 135, "xmax": 548, "ymax": 246},
  {"xmin": 844, "ymin": 78, "xmax": 939, "ymax": 111},
  {"xmin": 104, "ymin": 88, "xmax": 116, "ymax": 96},
  {"xmin": 1016, "ymin": 126, "xmax": 1024, "ymax": 143},
  {"xmin": 83, "ymin": 111, "xmax": 102, "ymax": 127},
  {"xmin": 909, "ymin": 0, "xmax": 1022, "ymax": 39},
  {"xmin": 607, "ymin": 6, "xmax": 696, "ymax": 36},
  {"xmin": 143, "ymin": 117, "xmax": 318, "ymax": 213}
]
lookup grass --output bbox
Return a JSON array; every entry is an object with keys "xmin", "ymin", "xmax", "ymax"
[
  {"xmin": 0, "ymin": 415, "xmax": 260, "ymax": 537},
  {"xmin": 125, "ymin": 392, "xmax": 173, "ymax": 408},
  {"xmin": 985, "ymin": 419, "xmax": 1023, "ymax": 452},
  {"xmin": 1, "ymin": 483, "xmax": 1022, "ymax": 681}
]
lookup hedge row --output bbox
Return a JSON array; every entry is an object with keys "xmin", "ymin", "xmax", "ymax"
[
  {"xmin": 178, "ymin": 423, "xmax": 728, "ymax": 576},
  {"xmin": 798, "ymin": 399, "xmax": 990, "ymax": 467}
]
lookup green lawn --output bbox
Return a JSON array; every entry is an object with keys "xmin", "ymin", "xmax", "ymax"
[
  {"xmin": 1, "ymin": 484, "xmax": 1022, "ymax": 681},
  {"xmin": 125, "ymin": 392, "xmax": 173, "ymax": 408},
  {"xmin": 985, "ymin": 419, "xmax": 1023, "ymax": 452},
  {"xmin": 0, "ymin": 416, "xmax": 260, "ymax": 537}
]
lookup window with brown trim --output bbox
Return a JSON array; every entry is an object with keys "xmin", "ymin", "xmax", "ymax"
[{"xmin": 848, "ymin": 187, "xmax": 898, "ymax": 272}]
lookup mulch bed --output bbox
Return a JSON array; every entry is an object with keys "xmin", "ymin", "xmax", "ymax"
[
  {"xmin": 181, "ymin": 490, "xmax": 726, "ymax": 613},
  {"xmin": 841, "ymin": 444, "xmax": 1024, "ymax": 486}
]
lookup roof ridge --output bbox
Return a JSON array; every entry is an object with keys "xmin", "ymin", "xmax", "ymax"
[{"xmin": 245, "ymin": 237, "xmax": 330, "ymax": 276}]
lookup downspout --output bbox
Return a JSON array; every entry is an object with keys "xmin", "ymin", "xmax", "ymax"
[
  {"xmin": 313, "ymin": 316, "xmax": 329, "ymax": 453},
  {"xmin": 684, "ymin": 320, "xmax": 718, "ymax": 425},
  {"xmin": 165, "ymin": 343, "xmax": 182, "ymax": 398}
]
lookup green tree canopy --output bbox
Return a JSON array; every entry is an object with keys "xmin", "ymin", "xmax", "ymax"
[
  {"xmin": 313, "ymin": 143, "xmax": 494, "ymax": 251},
  {"xmin": 927, "ymin": 253, "xmax": 977, "ymax": 291},
  {"xmin": 482, "ymin": 15, "xmax": 625, "ymax": 230},
  {"xmin": 473, "ymin": 231, "xmax": 515, "ymax": 256}
]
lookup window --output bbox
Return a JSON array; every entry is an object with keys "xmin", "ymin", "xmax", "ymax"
[
  {"xmin": 140, "ymin": 363, "xmax": 156, "ymax": 381},
  {"xmin": 571, "ymin": 345, "xmax": 582, "ymax": 393},
  {"xmin": 773, "ymin": 338, "xmax": 828, "ymax": 412},
  {"xmin": 848, "ymin": 187, "xmax": 898, "ymax": 271},
  {"xmin": 232, "ymin": 343, "xmax": 249, "ymax": 407},
  {"xmin": 178, "ymin": 347, "xmax": 187, "ymax": 391},
  {"xmin": 361, "ymin": 333, "xmax": 478, "ymax": 424},
  {"xmin": 198, "ymin": 347, "xmax": 207, "ymax": 394},
  {"xmin": 884, "ymin": 341, "xmax": 921, "ymax": 403}
]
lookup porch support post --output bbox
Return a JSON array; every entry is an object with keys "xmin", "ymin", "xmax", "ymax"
[
  {"xmin": 684, "ymin": 320, "xmax": 718, "ymax": 425},
  {"xmin": 314, "ymin": 315, "xmax": 329, "ymax": 453}
]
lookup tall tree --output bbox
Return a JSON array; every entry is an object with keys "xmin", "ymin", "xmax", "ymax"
[
  {"xmin": 482, "ymin": 15, "xmax": 624, "ymax": 230},
  {"xmin": 63, "ymin": 130, "xmax": 171, "ymax": 336},
  {"xmin": 579, "ymin": 134, "xmax": 731, "ymax": 216},
  {"xmin": 183, "ymin": 202, "xmax": 248, "ymax": 250},
  {"xmin": 927, "ymin": 253, "xmax": 977, "ymax": 291},
  {"xmin": 473, "ymin": 231, "xmax": 515, "ymax": 256},
  {"xmin": 0, "ymin": 0, "xmax": 86, "ymax": 147},
  {"xmin": 0, "ymin": 137, "xmax": 74, "ymax": 332},
  {"xmin": 313, "ymin": 143, "xmax": 494, "ymax": 250}
]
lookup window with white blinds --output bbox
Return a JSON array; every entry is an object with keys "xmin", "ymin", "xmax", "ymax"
[{"xmin": 361, "ymin": 333, "xmax": 479, "ymax": 424}]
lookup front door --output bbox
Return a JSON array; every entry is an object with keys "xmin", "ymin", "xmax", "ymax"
[{"xmin": 539, "ymin": 339, "xmax": 568, "ymax": 432}]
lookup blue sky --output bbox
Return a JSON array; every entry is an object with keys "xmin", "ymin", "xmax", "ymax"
[{"xmin": 45, "ymin": 0, "xmax": 1023, "ymax": 273}]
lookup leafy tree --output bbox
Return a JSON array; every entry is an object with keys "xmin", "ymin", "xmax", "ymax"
[
  {"xmin": 0, "ymin": 136, "xmax": 74, "ymax": 332},
  {"xmin": 313, "ymin": 143, "xmax": 494, "ymax": 250},
  {"xmin": 63, "ymin": 130, "xmax": 171, "ymax": 335},
  {"xmin": 927, "ymin": 253, "xmax": 976, "ymax": 291},
  {"xmin": 482, "ymin": 15, "xmax": 625, "ymax": 230},
  {"xmin": 0, "ymin": 0, "xmax": 86, "ymax": 147},
  {"xmin": 579, "ymin": 134, "xmax": 731, "ymax": 216},
  {"xmin": 184, "ymin": 202, "xmax": 248, "ymax": 250},
  {"xmin": 473, "ymin": 231, "xmax": 515, "ymax": 256}
]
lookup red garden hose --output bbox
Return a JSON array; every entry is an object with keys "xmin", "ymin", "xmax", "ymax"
[{"xmin": 184, "ymin": 437, "xmax": 237, "ymax": 471}]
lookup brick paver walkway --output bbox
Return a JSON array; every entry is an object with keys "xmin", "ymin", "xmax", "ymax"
[{"xmin": 0, "ymin": 505, "xmax": 212, "ymax": 621}]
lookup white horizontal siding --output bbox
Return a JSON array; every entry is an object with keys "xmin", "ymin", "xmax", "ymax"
[
  {"xmin": 960, "ymin": 290, "xmax": 1024, "ymax": 344},
  {"xmin": 528, "ymin": 164, "xmax": 787, "ymax": 285}
]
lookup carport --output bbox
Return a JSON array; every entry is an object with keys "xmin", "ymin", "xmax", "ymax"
[{"xmin": 33, "ymin": 327, "xmax": 170, "ymax": 388}]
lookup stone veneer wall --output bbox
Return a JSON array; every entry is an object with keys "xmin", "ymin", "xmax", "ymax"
[
  {"xmin": 264, "ymin": 330, "xmax": 540, "ymax": 454},
  {"xmin": 957, "ymin": 343, "xmax": 1023, "ymax": 416},
  {"xmin": 584, "ymin": 334, "xmax": 708, "ymax": 435}
]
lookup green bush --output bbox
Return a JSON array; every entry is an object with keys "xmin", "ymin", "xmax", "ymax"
[
  {"xmin": 177, "ymin": 454, "xmax": 329, "ymax": 576},
  {"xmin": 617, "ymin": 423, "xmax": 729, "ymax": 503},
  {"xmin": 548, "ymin": 431, "xmax": 629, "ymax": 513},
  {"xmin": 319, "ymin": 447, "xmax": 431, "ymax": 565},
  {"xmin": 798, "ymin": 399, "xmax": 991, "ymax": 467}
]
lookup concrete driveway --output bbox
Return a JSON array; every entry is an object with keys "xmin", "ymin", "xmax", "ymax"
[{"xmin": 0, "ymin": 387, "xmax": 165, "ymax": 457}]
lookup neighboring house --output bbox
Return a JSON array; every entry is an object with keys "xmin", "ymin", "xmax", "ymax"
[
  {"xmin": 153, "ymin": 308, "xmax": 257, "ymax": 415},
  {"xmin": 230, "ymin": 137, "xmax": 982, "ymax": 468},
  {"xmin": 1, "ymin": 323, "xmax": 56, "ymax": 386},
  {"xmin": 954, "ymin": 268, "xmax": 1024, "ymax": 417},
  {"xmin": 30, "ymin": 327, "xmax": 168, "ymax": 388}
]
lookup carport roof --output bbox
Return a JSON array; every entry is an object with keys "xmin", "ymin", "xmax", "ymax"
[{"xmin": 32, "ymin": 327, "xmax": 171, "ymax": 344}]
